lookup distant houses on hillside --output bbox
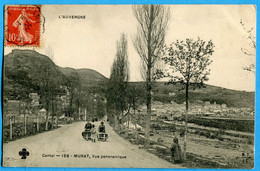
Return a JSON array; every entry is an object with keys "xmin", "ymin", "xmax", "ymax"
[{"xmin": 134, "ymin": 100, "xmax": 254, "ymax": 122}]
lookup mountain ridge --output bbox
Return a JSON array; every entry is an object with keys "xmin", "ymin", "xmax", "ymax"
[{"xmin": 3, "ymin": 49, "xmax": 255, "ymax": 108}]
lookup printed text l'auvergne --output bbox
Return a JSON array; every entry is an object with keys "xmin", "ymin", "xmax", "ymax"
[{"xmin": 58, "ymin": 15, "xmax": 86, "ymax": 19}]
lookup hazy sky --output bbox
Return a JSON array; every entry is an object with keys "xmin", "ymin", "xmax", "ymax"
[{"xmin": 4, "ymin": 5, "xmax": 256, "ymax": 91}]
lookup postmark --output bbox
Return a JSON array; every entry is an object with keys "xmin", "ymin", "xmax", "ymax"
[{"xmin": 5, "ymin": 5, "xmax": 41, "ymax": 47}]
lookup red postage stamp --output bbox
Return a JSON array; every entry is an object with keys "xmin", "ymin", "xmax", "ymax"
[{"xmin": 5, "ymin": 5, "xmax": 41, "ymax": 46}]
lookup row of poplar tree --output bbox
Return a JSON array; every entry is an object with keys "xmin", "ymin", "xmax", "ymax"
[{"xmin": 106, "ymin": 5, "xmax": 215, "ymax": 160}]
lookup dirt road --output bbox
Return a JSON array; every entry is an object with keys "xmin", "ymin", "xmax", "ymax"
[{"xmin": 2, "ymin": 121, "xmax": 183, "ymax": 168}]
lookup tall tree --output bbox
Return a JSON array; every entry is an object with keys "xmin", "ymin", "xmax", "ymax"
[
  {"xmin": 65, "ymin": 72, "xmax": 81, "ymax": 121},
  {"xmin": 132, "ymin": 5, "xmax": 170, "ymax": 140},
  {"xmin": 157, "ymin": 37, "xmax": 214, "ymax": 160},
  {"xmin": 41, "ymin": 66, "xmax": 63, "ymax": 130},
  {"xmin": 107, "ymin": 33, "xmax": 129, "ymax": 128},
  {"xmin": 96, "ymin": 96, "xmax": 106, "ymax": 119},
  {"xmin": 34, "ymin": 57, "xmax": 64, "ymax": 130}
]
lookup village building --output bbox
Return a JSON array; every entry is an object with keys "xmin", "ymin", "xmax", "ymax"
[
  {"xmin": 121, "ymin": 112, "xmax": 142, "ymax": 130},
  {"xmin": 168, "ymin": 92, "xmax": 176, "ymax": 96},
  {"xmin": 204, "ymin": 101, "xmax": 211, "ymax": 106},
  {"xmin": 221, "ymin": 103, "xmax": 227, "ymax": 109},
  {"xmin": 39, "ymin": 108, "xmax": 47, "ymax": 119},
  {"xmin": 121, "ymin": 112, "xmax": 136, "ymax": 124},
  {"xmin": 169, "ymin": 111, "xmax": 183, "ymax": 120},
  {"xmin": 203, "ymin": 112, "xmax": 215, "ymax": 117}
]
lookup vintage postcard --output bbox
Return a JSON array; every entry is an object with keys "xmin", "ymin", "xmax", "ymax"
[{"xmin": 2, "ymin": 5, "xmax": 256, "ymax": 168}]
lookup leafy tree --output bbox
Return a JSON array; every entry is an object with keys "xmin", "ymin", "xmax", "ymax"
[
  {"xmin": 107, "ymin": 33, "xmax": 129, "ymax": 128},
  {"xmin": 45, "ymin": 46, "xmax": 64, "ymax": 127},
  {"xmin": 96, "ymin": 96, "xmax": 106, "ymax": 119},
  {"xmin": 132, "ymin": 5, "xmax": 170, "ymax": 140},
  {"xmin": 36, "ymin": 62, "xmax": 64, "ymax": 130},
  {"xmin": 157, "ymin": 37, "xmax": 214, "ymax": 159},
  {"xmin": 65, "ymin": 72, "xmax": 81, "ymax": 121},
  {"xmin": 126, "ymin": 84, "xmax": 145, "ymax": 114}
]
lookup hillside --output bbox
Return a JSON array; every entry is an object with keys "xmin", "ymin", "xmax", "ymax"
[
  {"xmin": 3, "ymin": 49, "xmax": 107, "ymax": 101},
  {"xmin": 3, "ymin": 49, "xmax": 255, "ymax": 108},
  {"xmin": 130, "ymin": 82, "xmax": 255, "ymax": 108},
  {"xmin": 59, "ymin": 67, "xmax": 108, "ymax": 88},
  {"xmin": 3, "ymin": 49, "xmax": 66, "ymax": 100}
]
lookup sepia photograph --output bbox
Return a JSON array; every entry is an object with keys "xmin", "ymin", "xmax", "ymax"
[{"xmin": 2, "ymin": 4, "xmax": 256, "ymax": 168}]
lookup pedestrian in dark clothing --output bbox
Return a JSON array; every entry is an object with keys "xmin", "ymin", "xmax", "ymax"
[
  {"xmin": 99, "ymin": 121, "xmax": 106, "ymax": 133},
  {"xmin": 82, "ymin": 122, "xmax": 92, "ymax": 140},
  {"xmin": 170, "ymin": 137, "xmax": 183, "ymax": 163},
  {"xmin": 85, "ymin": 122, "xmax": 92, "ymax": 131}
]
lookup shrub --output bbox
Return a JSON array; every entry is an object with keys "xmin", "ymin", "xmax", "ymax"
[
  {"xmin": 194, "ymin": 130, "xmax": 200, "ymax": 135},
  {"xmin": 3, "ymin": 122, "xmax": 53, "ymax": 143},
  {"xmin": 247, "ymin": 138, "xmax": 254, "ymax": 145},
  {"xmin": 151, "ymin": 123, "xmax": 162, "ymax": 130},
  {"xmin": 209, "ymin": 133, "xmax": 217, "ymax": 139},
  {"xmin": 167, "ymin": 125, "xmax": 176, "ymax": 132},
  {"xmin": 217, "ymin": 135, "xmax": 224, "ymax": 141},
  {"xmin": 204, "ymin": 131, "xmax": 211, "ymax": 138}
]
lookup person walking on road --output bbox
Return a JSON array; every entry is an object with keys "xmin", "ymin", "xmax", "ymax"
[
  {"xmin": 170, "ymin": 137, "xmax": 183, "ymax": 163},
  {"xmin": 91, "ymin": 124, "xmax": 97, "ymax": 143}
]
